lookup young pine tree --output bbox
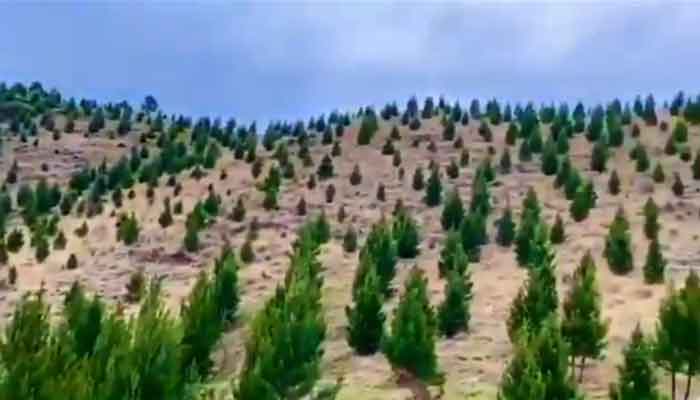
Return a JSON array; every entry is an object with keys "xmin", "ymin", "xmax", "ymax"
[
  {"xmin": 496, "ymin": 206, "xmax": 516, "ymax": 247},
  {"xmin": 437, "ymin": 270, "xmax": 473, "ymax": 338},
  {"xmin": 441, "ymin": 188, "xmax": 464, "ymax": 231},
  {"xmin": 608, "ymin": 169, "xmax": 621, "ymax": 195},
  {"xmin": 412, "ymin": 166, "xmax": 425, "ymax": 191},
  {"xmin": 393, "ymin": 208, "xmax": 420, "ymax": 258},
  {"xmin": 643, "ymin": 237, "xmax": 666, "ymax": 284},
  {"xmin": 672, "ymin": 172, "xmax": 685, "ymax": 197},
  {"xmin": 610, "ymin": 325, "xmax": 662, "ymax": 400},
  {"xmin": 604, "ymin": 208, "xmax": 634, "ymax": 274},
  {"xmin": 562, "ymin": 251, "xmax": 608, "ymax": 382},
  {"xmin": 652, "ymin": 162, "xmax": 666, "ymax": 183},
  {"xmin": 424, "ymin": 167, "xmax": 442, "ymax": 207},
  {"xmin": 346, "ymin": 267, "xmax": 386, "ymax": 355},
  {"xmin": 549, "ymin": 213, "xmax": 566, "ymax": 244},
  {"xmin": 383, "ymin": 267, "xmax": 438, "ymax": 381},
  {"xmin": 643, "ymin": 197, "xmax": 660, "ymax": 240}
]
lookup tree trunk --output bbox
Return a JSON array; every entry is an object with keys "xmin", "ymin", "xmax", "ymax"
[
  {"xmin": 672, "ymin": 372, "xmax": 676, "ymax": 400},
  {"xmin": 684, "ymin": 368, "xmax": 693, "ymax": 400},
  {"xmin": 578, "ymin": 356, "xmax": 586, "ymax": 383},
  {"xmin": 570, "ymin": 355, "xmax": 576, "ymax": 379}
]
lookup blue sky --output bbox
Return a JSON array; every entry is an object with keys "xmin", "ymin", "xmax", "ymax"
[{"xmin": 1, "ymin": 1, "xmax": 698, "ymax": 123}]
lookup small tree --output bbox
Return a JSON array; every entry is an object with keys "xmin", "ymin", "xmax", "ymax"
[
  {"xmin": 325, "ymin": 183, "xmax": 336, "ymax": 203},
  {"xmin": 393, "ymin": 208, "xmax": 420, "ymax": 258},
  {"xmin": 158, "ymin": 197, "xmax": 173, "ymax": 228},
  {"xmin": 437, "ymin": 270, "xmax": 473, "ymax": 337},
  {"xmin": 672, "ymin": 172, "xmax": 685, "ymax": 197},
  {"xmin": 604, "ymin": 208, "xmax": 634, "ymax": 274},
  {"xmin": 240, "ymin": 240, "xmax": 255, "ymax": 263},
  {"xmin": 343, "ymin": 225, "xmax": 358, "ymax": 253},
  {"xmin": 317, "ymin": 154, "xmax": 334, "ymax": 179},
  {"xmin": 6, "ymin": 228, "xmax": 24, "ymax": 253},
  {"xmin": 635, "ymin": 144, "xmax": 650, "ymax": 172},
  {"xmin": 549, "ymin": 213, "xmax": 566, "ymax": 244},
  {"xmin": 643, "ymin": 197, "xmax": 660, "ymax": 240},
  {"xmin": 652, "ymin": 163, "xmax": 666, "ymax": 183},
  {"xmin": 498, "ymin": 331, "xmax": 546, "ymax": 400},
  {"xmin": 495, "ymin": 206, "xmax": 516, "ymax": 247},
  {"xmin": 383, "ymin": 267, "xmax": 438, "ymax": 380},
  {"xmin": 441, "ymin": 188, "xmax": 464, "ymax": 231},
  {"xmin": 65, "ymin": 253, "xmax": 78, "ymax": 270},
  {"xmin": 349, "ymin": 164, "xmax": 362, "ymax": 186},
  {"xmin": 412, "ymin": 166, "xmax": 425, "ymax": 191},
  {"xmin": 562, "ymin": 251, "xmax": 608, "ymax": 382},
  {"xmin": 643, "ymin": 237, "xmax": 666, "ymax": 284},
  {"xmin": 424, "ymin": 167, "xmax": 442, "ymax": 207},
  {"xmin": 590, "ymin": 138, "xmax": 608, "ymax": 172},
  {"xmin": 117, "ymin": 213, "xmax": 140, "ymax": 245},
  {"xmin": 500, "ymin": 148, "xmax": 512, "ymax": 174},
  {"xmin": 346, "ymin": 267, "xmax": 385, "ymax": 355},
  {"xmin": 609, "ymin": 325, "xmax": 661, "ymax": 400},
  {"xmin": 445, "ymin": 158, "xmax": 459, "ymax": 179},
  {"xmin": 184, "ymin": 222, "xmax": 199, "ymax": 252},
  {"xmin": 231, "ymin": 196, "xmax": 246, "ymax": 222},
  {"xmin": 460, "ymin": 148, "xmax": 470, "ymax": 167},
  {"xmin": 296, "ymin": 196, "xmax": 307, "ymax": 216},
  {"xmin": 53, "ymin": 230, "xmax": 67, "ymax": 250}
]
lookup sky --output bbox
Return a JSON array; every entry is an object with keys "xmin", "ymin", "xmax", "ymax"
[{"xmin": 0, "ymin": 1, "xmax": 699, "ymax": 124}]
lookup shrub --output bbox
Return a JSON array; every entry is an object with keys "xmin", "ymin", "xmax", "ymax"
[
  {"xmin": 240, "ymin": 240, "xmax": 255, "ymax": 263},
  {"xmin": 125, "ymin": 268, "xmax": 146, "ymax": 302},
  {"xmin": 65, "ymin": 253, "xmax": 78, "ymax": 270}
]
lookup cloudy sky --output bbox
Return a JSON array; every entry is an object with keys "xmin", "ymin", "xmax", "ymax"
[{"xmin": 1, "ymin": 1, "xmax": 698, "ymax": 123}]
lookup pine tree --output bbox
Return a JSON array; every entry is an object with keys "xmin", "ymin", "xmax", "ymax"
[
  {"xmin": 343, "ymin": 225, "xmax": 358, "ymax": 253},
  {"xmin": 643, "ymin": 197, "xmax": 660, "ymax": 240},
  {"xmin": 554, "ymin": 156, "xmax": 572, "ymax": 189},
  {"xmin": 346, "ymin": 267, "xmax": 385, "ymax": 355},
  {"xmin": 591, "ymin": 138, "xmax": 608, "ymax": 172},
  {"xmin": 643, "ymin": 237, "xmax": 666, "ymax": 284},
  {"xmin": 360, "ymin": 220, "xmax": 397, "ymax": 296},
  {"xmin": 672, "ymin": 172, "xmax": 685, "ymax": 197},
  {"xmin": 518, "ymin": 137, "xmax": 532, "ymax": 162},
  {"xmin": 442, "ymin": 119, "xmax": 455, "ymax": 141},
  {"xmin": 496, "ymin": 206, "xmax": 516, "ymax": 247},
  {"xmin": 500, "ymin": 148, "xmax": 512, "ymax": 174},
  {"xmin": 673, "ymin": 120, "xmax": 689, "ymax": 143},
  {"xmin": 460, "ymin": 148, "xmax": 470, "ymax": 167},
  {"xmin": 296, "ymin": 196, "xmax": 307, "ymax": 216},
  {"xmin": 438, "ymin": 229, "xmax": 469, "ymax": 278},
  {"xmin": 610, "ymin": 325, "xmax": 661, "ymax": 400},
  {"xmin": 445, "ymin": 158, "xmax": 459, "ymax": 179},
  {"xmin": 549, "ymin": 213, "xmax": 566, "ymax": 244},
  {"xmin": 541, "ymin": 140, "xmax": 559, "ymax": 176},
  {"xmin": 570, "ymin": 185, "xmax": 593, "ymax": 222},
  {"xmin": 381, "ymin": 138, "xmax": 395, "ymax": 155},
  {"xmin": 325, "ymin": 183, "xmax": 336, "ymax": 203},
  {"xmin": 184, "ymin": 221, "xmax": 199, "ymax": 252},
  {"xmin": 349, "ymin": 164, "xmax": 362, "ymax": 186},
  {"xmin": 424, "ymin": 167, "xmax": 442, "ymax": 207},
  {"xmin": 441, "ymin": 188, "xmax": 464, "ymax": 231},
  {"xmin": 505, "ymin": 123, "xmax": 519, "ymax": 146},
  {"xmin": 393, "ymin": 208, "xmax": 420, "ymax": 258},
  {"xmin": 383, "ymin": 267, "xmax": 438, "ymax": 380},
  {"xmin": 507, "ymin": 225, "xmax": 559, "ymax": 339},
  {"xmin": 562, "ymin": 251, "xmax": 608, "ymax": 382},
  {"xmin": 605, "ymin": 208, "xmax": 634, "ymax": 274},
  {"xmin": 460, "ymin": 210, "xmax": 487, "ymax": 262},
  {"xmin": 158, "ymin": 197, "xmax": 173, "ymax": 228},
  {"xmin": 65, "ymin": 253, "xmax": 78, "ymax": 270},
  {"xmin": 636, "ymin": 144, "xmax": 650, "ymax": 172},
  {"xmin": 392, "ymin": 150, "xmax": 402, "ymax": 167},
  {"xmin": 653, "ymin": 288, "xmax": 686, "ymax": 400},
  {"xmin": 317, "ymin": 154, "xmax": 334, "ymax": 179},
  {"xmin": 117, "ymin": 213, "xmax": 140, "ymax": 245},
  {"xmin": 240, "ymin": 239, "xmax": 255, "ymax": 263},
  {"xmin": 693, "ymin": 150, "xmax": 700, "ymax": 180},
  {"xmin": 652, "ymin": 162, "xmax": 666, "ymax": 183},
  {"xmin": 608, "ymin": 170, "xmax": 621, "ymax": 195},
  {"xmin": 664, "ymin": 135, "xmax": 677, "ymax": 156},
  {"xmin": 412, "ymin": 166, "xmax": 425, "ymax": 191},
  {"xmin": 438, "ymin": 270, "xmax": 473, "ymax": 337},
  {"xmin": 498, "ymin": 332, "xmax": 546, "ymax": 400},
  {"xmin": 231, "ymin": 196, "xmax": 246, "ymax": 222},
  {"xmin": 531, "ymin": 317, "xmax": 579, "ymax": 400}
]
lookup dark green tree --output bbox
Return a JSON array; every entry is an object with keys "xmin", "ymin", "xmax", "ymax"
[
  {"xmin": 346, "ymin": 267, "xmax": 385, "ymax": 355},
  {"xmin": 438, "ymin": 270, "xmax": 473, "ymax": 337},
  {"xmin": 610, "ymin": 325, "xmax": 661, "ymax": 400},
  {"xmin": 604, "ymin": 208, "xmax": 634, "ymax": 274},
  {"xmin": 424, "ymin": 167, "xmax": 442, "ymax": 207},
  {"xmin": 562, "ymin": 251, "xmax": 608, "ymax": 382}
]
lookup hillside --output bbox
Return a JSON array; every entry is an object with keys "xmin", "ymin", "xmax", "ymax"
[{"xmin": 1, "ymin": 83, "xmax": 700, "ymax": 400}]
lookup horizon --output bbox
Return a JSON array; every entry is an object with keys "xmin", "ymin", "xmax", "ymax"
[{"xmin": 1, "ymin": 2, "xmax": 698, "ymax": 123}]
